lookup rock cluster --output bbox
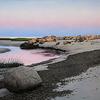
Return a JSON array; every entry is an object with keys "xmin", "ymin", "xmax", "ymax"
[
  {"xmin": 20, "ymin": 35, "xmax": 100, "ymax": 48},
  {"xmin": 64, "ymin": 35, "xmax": 100, "ymax": 42},
  {"xmin": 28, "ymin": 35, "xmax": 57, "ymax": 44},
  {"xmin": 62, "ymin": 35, "xmax": 100, "ymax": 45}
]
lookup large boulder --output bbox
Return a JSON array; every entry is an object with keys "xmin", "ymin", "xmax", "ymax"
[
  {"xmin": 20, "ymin": 42, "xmax": 39, "ymax": 49},
  {"xmin": 4, "ymin": 66, "xmax": 42, "ymax": 92}
]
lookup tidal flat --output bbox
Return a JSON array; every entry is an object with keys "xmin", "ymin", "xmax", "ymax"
[{"xmin": 0, "ymin": 40, "xmax": 100, "ymax": 100}]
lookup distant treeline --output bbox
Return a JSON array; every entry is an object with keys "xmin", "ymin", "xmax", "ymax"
[{"xmin": 0, "ymin": 38, "xmax": 32, "ymax": 41}]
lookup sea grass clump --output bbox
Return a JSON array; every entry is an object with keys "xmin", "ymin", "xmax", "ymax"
[{"xmin": 0, "ymin": 62, "xmax": 24, "ymax": 68}]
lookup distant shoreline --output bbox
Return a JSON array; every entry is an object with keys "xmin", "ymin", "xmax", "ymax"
[
  {"xmin": 0, "ymin": 40, "xmax": 25, "ymax": 47},
  {"xmin": 0, "ymin": 40, "xmax": 23, "ymax": 53}
]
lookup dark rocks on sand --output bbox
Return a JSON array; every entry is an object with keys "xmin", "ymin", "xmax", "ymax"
[
  {"xmin": 20, "ymin": 42, "xmax": 39, "ymax": 49},
  {"xmin": 4, "ymin": 66, "xmax": 42, "ymax": 92}
]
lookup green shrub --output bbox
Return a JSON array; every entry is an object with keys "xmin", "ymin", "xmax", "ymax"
[{"xmin": 11, "ymin": 38, "xmax": 32, "ymax": 41}]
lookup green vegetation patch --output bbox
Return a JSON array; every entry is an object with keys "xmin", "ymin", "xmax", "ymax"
[
  {"xmin": 11, "ymin": 38, "xmax": 32, "ymax": 41},
  {"xmin": 0, "ymin": 38, "xmax": 32, "ymax": 41}
]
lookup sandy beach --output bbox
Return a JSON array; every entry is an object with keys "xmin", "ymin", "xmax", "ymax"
[{"xmin": 0, "ymin": 40, "xmax": 100, "ymax": 100}]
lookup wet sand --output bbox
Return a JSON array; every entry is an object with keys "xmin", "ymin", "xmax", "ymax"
[{"xmin": 0, "ymin": 40, "xmax": 100, "ymax": 99}]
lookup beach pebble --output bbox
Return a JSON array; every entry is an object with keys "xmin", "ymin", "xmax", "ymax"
[
  {"xmin": 3, "ymin": 66, "xmax": 42, "ymax": 92},
  {"xmin": 0, "ymin": 88, "xmax": 12, "ymax": 97}
]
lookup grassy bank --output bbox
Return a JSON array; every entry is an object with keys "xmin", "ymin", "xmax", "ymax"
[
  {"xmin": 11, "ymin": 38, "xmax": 32, "ymax": 41},
  {"xmin": 0, "ymin": 38, "xmax": 32, "ymax": 41}
]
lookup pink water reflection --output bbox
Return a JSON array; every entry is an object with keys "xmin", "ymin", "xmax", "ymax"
[{"xmin": 0, "ymin": 46, "xmax": 60, "ymax": 65}]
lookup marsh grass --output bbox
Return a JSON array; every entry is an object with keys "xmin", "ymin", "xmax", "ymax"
[
  {"xmin": 0, "ymin": 59, "xmax": 24, "ymax": 68},
  {"xmin": 11, "ymin": 38, "xmax": 32, "ymax": 41},
  {"xmin": 0, "ymin": 62, "xmax": 23, "ymax": 68},
  {"xmin": 0, "ymin": 38, "xmax": 32, "ymax": 41}
]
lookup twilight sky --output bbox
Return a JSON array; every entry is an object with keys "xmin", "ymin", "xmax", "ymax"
[{"xmin": 0, "ymin": 0, "xmax": 100, "ymax": 37}]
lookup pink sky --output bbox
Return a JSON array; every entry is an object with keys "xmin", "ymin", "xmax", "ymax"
[{"xmin": 0, "ymin": 0, "xmax": 100, "ymax": 36}]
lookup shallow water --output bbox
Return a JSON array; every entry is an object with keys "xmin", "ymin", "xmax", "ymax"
[
  {"xmin": 52, "ymin": 66, "xmax": 100, "ymax": 100},
  {"xmin": 0, "ymin": 46, "xmax": 60, "ymax": 65}
]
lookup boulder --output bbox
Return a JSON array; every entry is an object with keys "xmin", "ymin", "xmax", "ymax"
[
  {"xmin": 28, "ymin": 38, "xmax": 37, "ymax": 43},
  {"xmin": 20, "ymin": 42, "xmax": 39, "ymax": 49},
  {"xmin": 4, "ymin": 66, "xmax": 42, "ymax": 92},
  {"xmin": 43, "ymin": 36, "xmax": 57, "ymax": 42}
]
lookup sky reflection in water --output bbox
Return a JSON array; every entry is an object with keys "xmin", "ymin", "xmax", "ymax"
[{"xmin": 0, "ymin": 46, "xmax": 59, "ymax": 65}]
